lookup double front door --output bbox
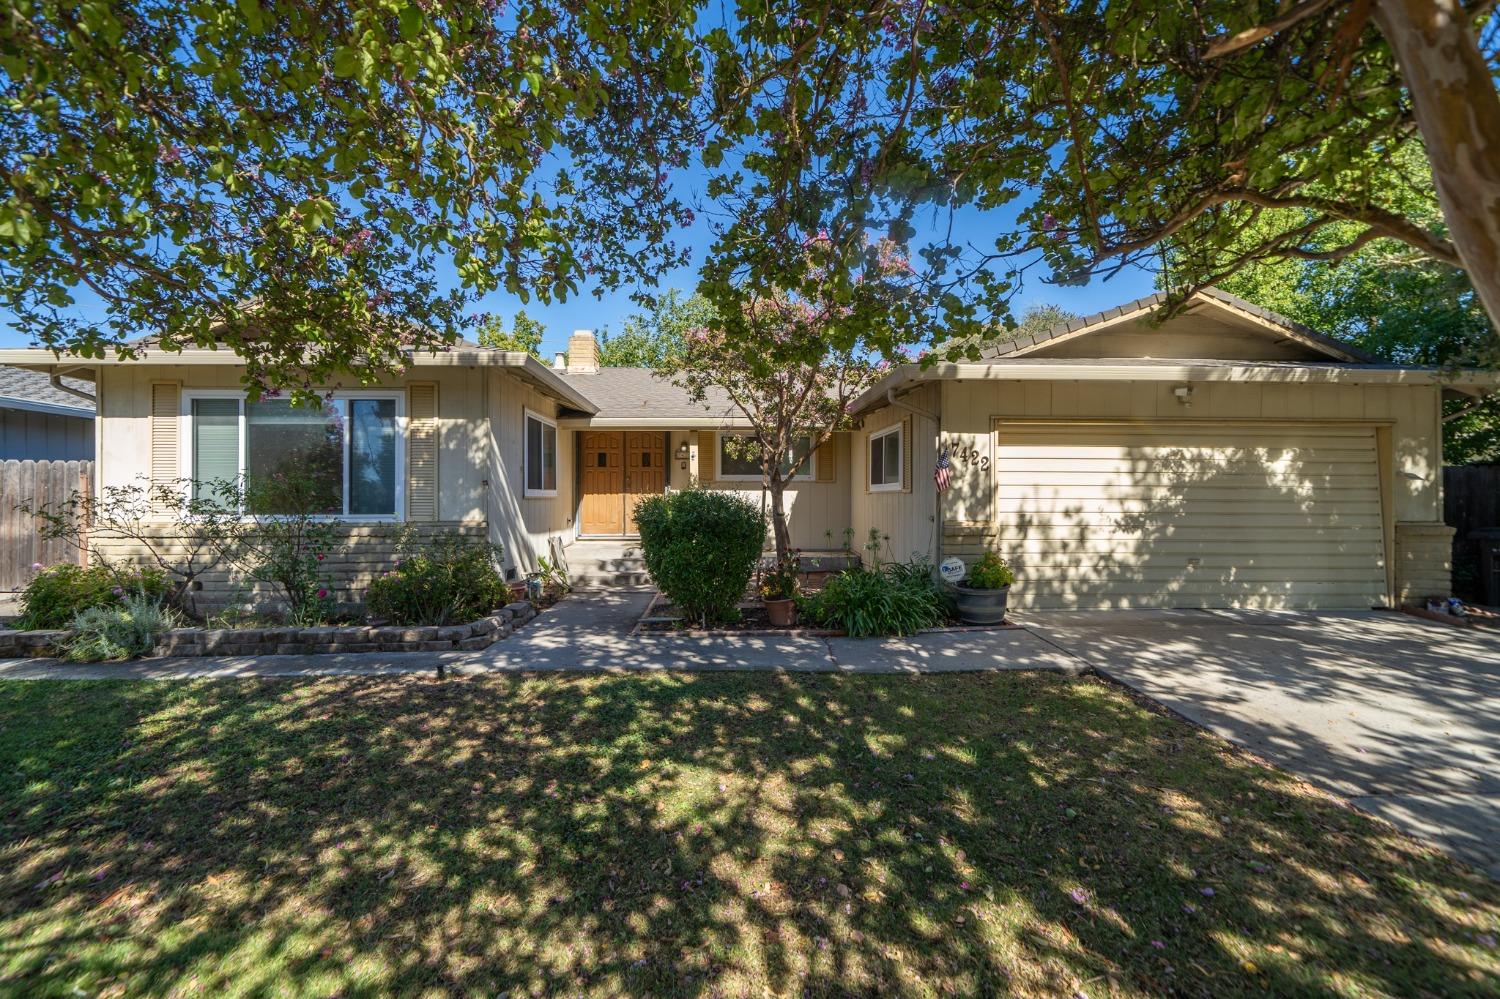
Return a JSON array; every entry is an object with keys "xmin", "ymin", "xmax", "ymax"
[{"xmin": 580, "ymin": 431, "xmax": 666, "ymax": 536}]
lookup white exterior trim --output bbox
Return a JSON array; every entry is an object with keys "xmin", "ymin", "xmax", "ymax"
[
  {"xmin": 179, "ymin": 389, "xmax": 406, "ymax": 521},
  {"xmin": 522, "ymin": 407, "xmax": 559, "ymax": 498},
  {"xmin": 868, "ymin": 423, "xmax": 904, "ymax": 492}
]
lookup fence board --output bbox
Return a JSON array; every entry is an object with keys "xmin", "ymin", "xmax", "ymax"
[
  {"xmin": 1445, "ymin": 465, "xmax": 1500, "ymax": 540},
  {"xmin": 0, "ymin": 459, "xmax": 92, "ymax": 591}
]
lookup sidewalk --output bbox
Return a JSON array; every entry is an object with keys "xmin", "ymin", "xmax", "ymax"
[{"xmin": 0, "ymin": 591, "xmax": 1086, "ymax": 680}]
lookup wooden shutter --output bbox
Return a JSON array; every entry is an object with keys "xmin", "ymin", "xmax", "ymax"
[
  {"xmin": 149, "ymin": 382, "xmax": 180, "ymax": 511},
  {"xmin": 697, "ymin": 430, "xmax": 717, "ymax": 483},
  {"xmin": 901, "ymin": 416, "xmax": 913, "ymax": 493},
  {"xmin": 815, "ymin": 434, "xmax": 836, "ymax": 482},
  {"xmin": 407, "ymin": 382, "xmax": 438, "ymax": 521}
]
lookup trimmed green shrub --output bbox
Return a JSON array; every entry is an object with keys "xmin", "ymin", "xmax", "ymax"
[
  {"xmin": 802, "ymin": 560, "xmax": 951, "ymax": 637},
  {"xmin": 634, "ymin": 490, "xmax": 766, "ymax": 626},
  {"xmin": 63, "ymin": 594, "xmax": 178, "ymax": 662},
  {"xmin": 365, "ymin": 534, "xmax": 508, "ymax": 625},
  {"xmin": 18, "ymin": 563, "xmax": 171, "ymax": 630}
]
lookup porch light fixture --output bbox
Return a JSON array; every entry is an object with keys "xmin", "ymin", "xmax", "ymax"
[
  {"xmin": 675, "ymin": 440, "xmax": 690, "ymax": 468},
  {"xmin": 1173, "ymin": 384, "xmax": 1194, "ymax": 407}
]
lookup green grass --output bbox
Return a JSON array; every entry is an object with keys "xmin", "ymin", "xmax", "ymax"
[{"xmin": 0, "ymin": 673, "xmax": 1496, "ymax": 998}]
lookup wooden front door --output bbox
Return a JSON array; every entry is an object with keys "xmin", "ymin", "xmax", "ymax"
[
  {"xmin": 625, "ymin": 432, "xmax": 666, "ymax": 535},
  {"xmin": 580, "ymin": 432, "xmax": 666, "ymax": 536},
  {"xmin": 580, "ymin": 432, "xmax": 625, "ymax": 535}
]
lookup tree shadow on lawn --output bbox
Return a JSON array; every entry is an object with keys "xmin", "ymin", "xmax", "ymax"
[{"xmin": 0, "ymin": 671, "xmax": 1497, "ymax": 997}]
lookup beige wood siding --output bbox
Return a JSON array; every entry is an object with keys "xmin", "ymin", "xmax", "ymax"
[
  {"xmin": 989, "ymin": 421, "xmax": 1386, "ymax": 609},
  {"xmin": 691, "ymin": 430, "xmax": 853, "ymax": 550},
  {"xmin": 486, "ymin": 368, "xmax": 574, "ymax": 575},
  {"xmin": 937, "ymin": 378, "xmax": 1447, "ymax": 608},
  {"xmin": 850, "ymin": 384, "xmax": 939, "ymax": 565}
]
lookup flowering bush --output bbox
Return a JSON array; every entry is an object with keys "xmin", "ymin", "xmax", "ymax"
[
  {"xmin": 365, "ymin": 533, "xmax": 507, "ymax": 626},
  {"xmin": 759, "ymin": 556, "xmax": 801, "ymax": 601},
  {"xmin": 218, "ymin": 471, "xmax": 342, "ymax": 625},
  {"xmin": 17, "ymin": 564, "xmax": 170, "ymax": 630}
]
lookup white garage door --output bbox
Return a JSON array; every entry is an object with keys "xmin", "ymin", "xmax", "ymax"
[{"xmin": 994, "ymin": 422, "xmax": 1388, "ymax": 609}]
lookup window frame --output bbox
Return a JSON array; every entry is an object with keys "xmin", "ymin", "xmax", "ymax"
[
  {"xmin": 715, "ymin": 431, "xmax": 814, "ymax": 482},
  {"xmin": 868, "ymin": 423, "xmax": 904, "ymax": 492},
  {"xmin": 523, "ymin": 408, "xmax": 560, "ymax": 498},
  {"xmin": 179, "ymin": 389, "xmax": 406, "ymax": 521}
]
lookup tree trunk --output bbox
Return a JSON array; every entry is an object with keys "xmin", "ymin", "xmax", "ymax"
[
  {"xmin": 1374, "ymin": 0, "xmax": 1500, "ymax": 348},
  {"xmin": 767, "ymin": 477, "xmax": 792, "ymax": 564}
]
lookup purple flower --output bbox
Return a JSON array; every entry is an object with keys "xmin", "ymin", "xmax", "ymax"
[
  {"xmin": 31, "ymin": 562, "xmax": 42, "ymax": 570},
  {"xmin": 1151, "ymin": 940, "xmax": 1166, "ymax": 950},
  {"xmin": 316, "ymin": 587, "xmax": 329, "ymax": 599},
  {"xmin": 1041, "ymin": 212, "xmax": 1057, "ymax": 232},
  {"xmin": 111, "ymin": 586, "xmax": 124, "ymax": 597},
  {"xmin": 1200, "ymin": 886, "xmax": 1215, "ymax": 897},
  {"xmin": 1067, "ymin": 887, "xmax": 1090, "ymax": 905}
]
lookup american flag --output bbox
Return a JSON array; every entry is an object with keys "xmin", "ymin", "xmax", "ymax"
[{"xmin": 934, "ymin": 446, "xmax": 952, "ymax": 492}]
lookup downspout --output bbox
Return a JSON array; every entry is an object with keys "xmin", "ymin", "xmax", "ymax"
[
  {"xmin": 1443, "ymin": 391, "xmax": 1495, "ymax": 423},
  {"xmin": 884, "ymin": 388, "xmax": 943, "ymax": 568},
  {"xmin": 49, "ymin": 366, "xmax": 97, "ymax": 405}
]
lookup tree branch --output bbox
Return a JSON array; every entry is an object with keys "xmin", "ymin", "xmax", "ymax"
[{"xmin": 1203, "ymin": 0, "xmax": 1346, "ymax": 59}]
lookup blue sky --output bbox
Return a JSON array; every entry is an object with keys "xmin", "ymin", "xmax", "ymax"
[{"xmin": 0, "ymin": 177, "xmax": 1160, "ymax": 359}]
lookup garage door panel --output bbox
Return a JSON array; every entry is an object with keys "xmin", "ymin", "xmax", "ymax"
[{"xmin": 993, "ymin": 422, "xmax": 1387, "ymax": 609}]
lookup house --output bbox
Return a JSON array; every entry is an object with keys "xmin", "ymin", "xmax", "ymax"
[
  {"xmin": 0, "ymin": 365, "xmax": 94, "ymax": 461},
  {"xmin": 0, "ymin": 288, "xmax": 1492, "ymax": 610}
]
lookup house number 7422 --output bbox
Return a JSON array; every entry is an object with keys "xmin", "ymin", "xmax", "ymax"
[{"xmin": 946, "ymin": 441, "xmax": 989, "ymax": 471}]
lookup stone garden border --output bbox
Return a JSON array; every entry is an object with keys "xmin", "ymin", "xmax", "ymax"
[{"xmin": 0, "ymin": 601, "xmax": 539, "ymax": 660}]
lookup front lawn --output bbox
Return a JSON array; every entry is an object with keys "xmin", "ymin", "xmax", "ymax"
[{"xmin": 1, "ymin": 673, "xmax": 1495, "ymax": 997}]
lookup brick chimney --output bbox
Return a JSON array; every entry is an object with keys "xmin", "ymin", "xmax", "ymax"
[{"xmin": 566, "ymin": 329, "xmax": 599, "ymax": 373}]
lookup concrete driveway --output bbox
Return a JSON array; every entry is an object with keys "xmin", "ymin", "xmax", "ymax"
[{"xmin": 1022, "ymin": 608, "xmax": 1500, "ymax": 878}]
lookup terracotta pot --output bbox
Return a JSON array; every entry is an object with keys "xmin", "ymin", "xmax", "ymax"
[{"xmin": 764, "ymin": 597, "xmax": 798, "ymax": 628}]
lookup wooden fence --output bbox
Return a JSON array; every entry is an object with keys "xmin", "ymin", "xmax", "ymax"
[
  {"xmin": 0, "ymin": 459, "xmax": 92, "ymax": 591},
  {"xmin": 1444, "ymin": 465, "xmax": 1500, "ymax": 541}
]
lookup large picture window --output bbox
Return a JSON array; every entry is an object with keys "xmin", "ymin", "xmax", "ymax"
[
  {"xmin": 183, "ymin": 392, "xmax": 403, "ymax": 518},
  {"xmin": 869, "ymin": 423, "xmax": 903, "ymax": 491},
  {"xmin": 524, "ymin": 409, "xmax": 558, "ymax": 497},
  {"xmin": 716, "ymin": 433, "xmax": 813, "ymax": 481}
]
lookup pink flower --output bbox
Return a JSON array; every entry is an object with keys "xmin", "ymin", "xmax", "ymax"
[
  {"xmin": 30, "ymin": 562, "xmax": 42, "ymax": 570},
  {"xmin": 315, "ymin": 554, "xmax": 324, "ymax": 562},
  {"xmin": 1151, "ymin": 940, "xmax": 1166, "ymax": 950},
  {"xmin": 316, "ymin": 588, "xmax": 329, "ymax": 599}
]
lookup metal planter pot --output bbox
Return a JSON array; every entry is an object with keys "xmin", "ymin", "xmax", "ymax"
[{"xmin": 951, "ymin": 583, "xmax": 1011, "ymax": 625}]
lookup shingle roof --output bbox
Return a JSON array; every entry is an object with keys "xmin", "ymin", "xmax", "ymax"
[
  {"xmin": 558, "ymin": 367, "xmax": 738, "ymax": 422},
  {"xmin": 977, "ymin": 287, "xmax": 1378, "ymax": 364},
  {"xmin": 0, "ymin": 365, "xmax": 94, "ymax": 414}
]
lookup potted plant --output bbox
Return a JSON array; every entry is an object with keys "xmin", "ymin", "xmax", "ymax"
[
  {"xmin": 760, "ymin": 557, "xmax": 801, "ymax": 627},
  {"xmin": 951, "ymin": 551, "xmax": 1014, "ymax": 625}
]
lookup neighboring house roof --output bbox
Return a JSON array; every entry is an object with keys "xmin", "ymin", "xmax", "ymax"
[
  {"xmin": 0, "ymin": 365, "xmax": 95, "ymax": 418},
  {"xmin": 556, "ymin": 367, "xmax": 746, "ymax": 427},
  {"xmin": 978, "ymin": 288, "xmax": 1377, "ymax": 363}
]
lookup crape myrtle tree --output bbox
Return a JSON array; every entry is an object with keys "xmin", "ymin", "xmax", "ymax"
[
  {"xmin": 1, "ymin": 0, "xmax": 699, "ymax": 398},
  {"xmin": 665, "ymin": 242, "xmax": 921, "ymax": 564}
]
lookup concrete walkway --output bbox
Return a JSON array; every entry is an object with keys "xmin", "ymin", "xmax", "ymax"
[
  {"xmin": 0, "ymin": 590, "xmax": 1084, "ymax": 679},
  {"xmin": 1025, "ymin": 608, "xmax": 1500, "ymax": 878}
]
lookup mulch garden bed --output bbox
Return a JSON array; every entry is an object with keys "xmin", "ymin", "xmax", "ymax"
[{"xmin": 633, "ymin": 591, "xmax": 1018, "ymax": 637}]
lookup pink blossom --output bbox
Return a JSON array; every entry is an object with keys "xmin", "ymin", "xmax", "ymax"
[{"xmin": 316, "ymin": 588, "xmax": 329, "ymax": 599}]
